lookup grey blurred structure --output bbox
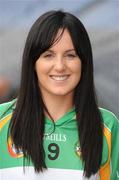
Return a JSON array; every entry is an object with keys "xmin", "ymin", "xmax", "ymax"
[{"xmin": 0, "ymin": 0, "xmax": 119, "ymax": 116}]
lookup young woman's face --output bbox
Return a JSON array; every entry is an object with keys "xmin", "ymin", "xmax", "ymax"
[{"xmin": 35, "ymin": 29, "xmax": 81, "ymax": 98}]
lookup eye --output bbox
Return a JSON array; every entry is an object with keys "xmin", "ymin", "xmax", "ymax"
[
  {"xmin": 66, "ymin": 54, "xmax": 77, "ymax": 59},
  {"xmin": 44, "ymin": 54, "xmax": 53, "ymax": 58}
]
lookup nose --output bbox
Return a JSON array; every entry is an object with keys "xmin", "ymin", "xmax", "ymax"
[{"xmin": 54, "ymin": 56, "xmax": 66, "ymax": 72}]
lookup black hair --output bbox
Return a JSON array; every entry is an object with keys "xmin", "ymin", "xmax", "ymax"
[{"xmin": 8, "ymin": 10, "xmax": 103, "ymax": 178}]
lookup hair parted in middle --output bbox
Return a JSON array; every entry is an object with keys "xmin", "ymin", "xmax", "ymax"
[{"xmin": 9, "ymin": 10, "xmax": 103, "ymax": 178}]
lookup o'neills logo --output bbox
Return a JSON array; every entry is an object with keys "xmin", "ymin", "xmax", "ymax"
[
  {"xmin": 75, "ymin": 141, "xmax": 81, "ymax": 157},
  {"xmin": 7, "ymin": 136, "xmax": 23, "ymax": 158}
]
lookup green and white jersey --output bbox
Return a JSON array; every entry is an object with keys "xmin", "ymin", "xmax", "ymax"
[{"xmin": 0, "ymin": 99, "xmax": 119, "ymax": 180}]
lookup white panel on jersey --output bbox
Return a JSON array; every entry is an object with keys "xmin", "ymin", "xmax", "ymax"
[{"xmin": 0, "ymin": 167, "xmax": 100, "ymax": 180}]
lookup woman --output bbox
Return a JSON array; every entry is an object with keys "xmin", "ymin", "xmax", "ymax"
[{"xmin": 0, "ymin": 10, "xmax": 119, "ymax": 180}]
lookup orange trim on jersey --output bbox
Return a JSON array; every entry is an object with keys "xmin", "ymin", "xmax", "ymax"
[
  {"xmin": 0, "ymin": 113, "xmax": 23, "ymax": 158},
  {"xmin": 7, "ymin": 136, "xmax": 23, "ymax": 158},
  {"xmin": 99, "ymin": 126, "xmax": 111, "ymax": 180},
  {"xmin": 0, "ymin": 114, "xmax": 12, "ymax": 130}
]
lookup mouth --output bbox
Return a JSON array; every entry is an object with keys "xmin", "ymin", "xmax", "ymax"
[{"xmin": 49, "ymin": 75, "xmax": 70, "ymax": 81}]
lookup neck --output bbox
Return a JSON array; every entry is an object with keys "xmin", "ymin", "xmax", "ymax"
[{"xmin": 42, "ymin": 93, "xmax": 74, "ymax": 121}]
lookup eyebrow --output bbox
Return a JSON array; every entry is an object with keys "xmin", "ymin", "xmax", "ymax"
[{"xmin": 44, "ymin": 49, "xmax": 76, "ymax": 53}]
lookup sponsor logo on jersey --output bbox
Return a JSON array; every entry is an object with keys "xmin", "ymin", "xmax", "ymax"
[
  {"xmin": 44, "ymin": 133, "xmax": 67, "ymax": 142},
  {"xmin": 75, "ymin": 141, "xmax": 81, "ymax": 157},
  {"xmin": 7, "ymin": 136, "xmax": 23, "ymax": 158}
]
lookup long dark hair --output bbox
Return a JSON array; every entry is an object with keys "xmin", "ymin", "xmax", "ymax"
[{"xmin": 8, "ymin": 10, "xmax": 103, "ymax": 178}]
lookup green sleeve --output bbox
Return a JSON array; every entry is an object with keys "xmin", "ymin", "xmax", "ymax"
[
  {"xmin": 0, "ymin": 99, "xmax": 16, "ymax": 120},
  {"xmin": 111, "ymin": 114, "xmax": 119, "ymax": 180}
]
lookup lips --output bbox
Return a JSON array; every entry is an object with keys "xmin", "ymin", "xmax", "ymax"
[{"xmin": 49, "ymin": 75, "xmax": 70, "ymax": 81}]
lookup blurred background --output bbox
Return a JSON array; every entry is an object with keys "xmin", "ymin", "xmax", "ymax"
[{"xmin": 0, "ymin": 0, "xmax": 119, "ymax": 117}]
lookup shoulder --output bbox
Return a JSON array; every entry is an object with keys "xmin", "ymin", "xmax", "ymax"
[
  {"xmin": 99, "ymin": 107, "xmax": 119, "ymax": 131},
  {"xmin": 0, "ymin": 99, "xmax": 17, "ymax": 121}
]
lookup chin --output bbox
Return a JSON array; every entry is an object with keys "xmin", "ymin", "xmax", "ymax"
[{"xmin": 51, "ymin": 90, "xmax": 73, "ymax": 96}]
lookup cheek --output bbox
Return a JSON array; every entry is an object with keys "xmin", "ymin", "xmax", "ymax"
[
  {"xmin": 72, "ymin": 61, "xmax": 81, "ymax": 76},
  {"xmin": 35, "ymin": 62, "xmax": 50, "ymax": 78},
  {"xmin": 72, "ymin": 62, "xmax": 82, "ymax": 85}
]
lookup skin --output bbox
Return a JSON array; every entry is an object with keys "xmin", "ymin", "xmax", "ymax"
[{"xmin": 35, "ymin": 29, "xmax": 81, "ymax": 121}]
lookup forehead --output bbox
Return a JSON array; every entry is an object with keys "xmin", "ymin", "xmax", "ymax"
[{"xmin": 50, "ymin": 29, "xmax": 75, "ymax": 50}]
